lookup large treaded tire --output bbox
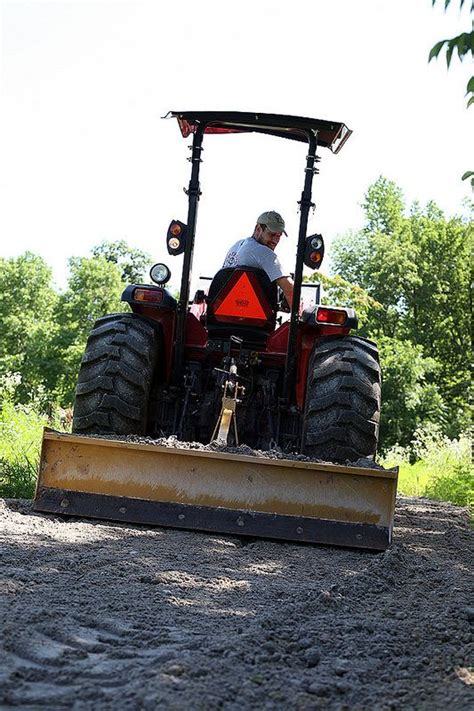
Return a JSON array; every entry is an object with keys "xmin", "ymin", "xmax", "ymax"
[
  {"xmin": 302, "ymin": 336, "xmax": 381, "ymax": 462},
  {"xmin": 72, "ymin": 313, "xmax": 161, "ymax": 436}
]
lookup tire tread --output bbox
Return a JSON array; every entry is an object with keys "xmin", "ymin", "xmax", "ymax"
[
  {"xmin": 302, "ymin": 336, "xmax": 381, "ymax": 462},
  {"xmin": 72, "ymin": 314, "xmax": 161, "ymax": 436}
]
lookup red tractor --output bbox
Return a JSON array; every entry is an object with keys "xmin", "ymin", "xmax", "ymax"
[{"xmin": 72, "ymin": 111, "xmax": 381, "ymax": 463}]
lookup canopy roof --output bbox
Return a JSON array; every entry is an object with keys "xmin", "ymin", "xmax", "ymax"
[{"xmin": 167, "ymin": 111, "xmax": 352, "ymax": 154}]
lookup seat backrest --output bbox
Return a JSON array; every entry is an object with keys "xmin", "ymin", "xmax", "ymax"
[{"xmin": 206, "ymin": 267, "xmax": 278, "ymax": 344}]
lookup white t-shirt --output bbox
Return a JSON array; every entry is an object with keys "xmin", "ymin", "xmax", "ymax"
[{"xmin": 222, "ymin": 237, "xmax": 288, "ymax": 282}]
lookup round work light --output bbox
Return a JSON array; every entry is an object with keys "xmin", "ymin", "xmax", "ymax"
[{"xmin": 150, "ymin": 263, "xmax": 171, "ymax": 285}]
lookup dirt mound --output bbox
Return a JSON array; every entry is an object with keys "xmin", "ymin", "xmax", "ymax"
[
  {"xmin": 88, "ymin": 433, "xmax": 391, "ymax": 469},
  {"xmin": 0, "ymin": 497, "xmax": 472, "ymax": 709}
]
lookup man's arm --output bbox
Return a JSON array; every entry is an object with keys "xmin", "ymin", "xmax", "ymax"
[{"xmin": 276, "ymin": 276, "xmax": 294, "ymax": 309}]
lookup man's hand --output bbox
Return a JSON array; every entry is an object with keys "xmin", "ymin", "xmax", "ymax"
[{"xmin": 276, "ymin": 276, "xmax": 294, "ymax": 309}]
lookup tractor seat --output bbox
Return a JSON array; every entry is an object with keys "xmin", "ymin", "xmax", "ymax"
[{"xmin": 206, "ymin": 267, "xmax": 278, "ymax": 346}]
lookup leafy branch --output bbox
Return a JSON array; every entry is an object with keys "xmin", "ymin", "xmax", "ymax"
[{"xmin": 429, "ymin": 0, "xmax": 473, "ymax": 186}]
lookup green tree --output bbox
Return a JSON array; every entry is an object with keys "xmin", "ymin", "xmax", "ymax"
[
  {"xmin": 91, "ymin": 240, "xmax": 151, "ymax": 283},
  {"xmin": 329, "ymin": 177, "xmax": 472, "ymax": 448},
  {"xmin": 377, "ymin": 337, "xmax": 446, "ymax": 449},
  {"xmin": 330, "ymin": 179, "xmax": 421, "ymax": 338},
  {"xmin": 406, "ymin": 204, "xmax": 472, "ymax": 435},
  {"xmin": 49, "ymin": 256, "xmax": 126, "ymax": 404},
  {"xmin": 0, "ymin": 253, "xmax": 57, "ymax": 403},
  {"xmin": 362, "ymin": 177, "xmax": 405, "ymax": 235}
]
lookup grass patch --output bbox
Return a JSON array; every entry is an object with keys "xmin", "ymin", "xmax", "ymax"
[
  {"xmin": 382, "ymin": 429, "xmax": 473, "ymax": 512},
  {"xmin": 396, "ymin": 460, "xmax": 473, "ymax": 508},
  {"xmin": 0, "ymin": 398, "xmax": 48, "ymax": 499},
  {"xmin": 0, "ymin": 456, "xmax": 38, "ymax": 499}
]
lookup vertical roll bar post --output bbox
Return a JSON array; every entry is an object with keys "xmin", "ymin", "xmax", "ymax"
[
  {"xmin": 172, "ymin": 123, "xmax": 205, "ymax": 386},
  {"xmin": 281, "ymin": 130, "xmax": 318, "ymax": 405}
]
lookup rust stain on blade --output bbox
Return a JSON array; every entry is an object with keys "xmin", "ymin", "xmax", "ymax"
[{"xmin": 42, "ymin": 473, "xmax": 380, "ymax": 523}]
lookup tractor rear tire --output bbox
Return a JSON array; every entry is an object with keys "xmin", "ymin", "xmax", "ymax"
[
  {"xmin": 302, "ymin": 336, "xmax": 381, "ymax": 463},
  {"xmin": 72, "ymin": 313, "xmax": 161, "ymax": 436}
]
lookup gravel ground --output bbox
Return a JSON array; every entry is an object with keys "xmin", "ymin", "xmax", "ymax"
[{"xmin": 0, "ymin": 496, "xmax": 473, "ymax": 710}]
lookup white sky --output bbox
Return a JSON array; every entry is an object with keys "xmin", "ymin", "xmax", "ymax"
[{"xmin": 0, "ymin": 0, "xmax": 472, "ymax": 293}]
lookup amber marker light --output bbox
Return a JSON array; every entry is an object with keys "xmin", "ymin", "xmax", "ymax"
[
  {"xmin": 133, "ymin": 288, "xmax": 163, "ymax": 303},
  {"xmin": 170, "ymin": 222, "xmax": 182, "ymax": 236}
]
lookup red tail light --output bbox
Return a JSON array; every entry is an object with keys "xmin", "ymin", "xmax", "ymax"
[{"xmin": 316, "ymin": 307, "xmax": 347, "ymax": 325}]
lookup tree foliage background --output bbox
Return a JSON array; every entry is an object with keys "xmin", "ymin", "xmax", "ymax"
[
  {"xmin": 0, "ymin": 242, "xmax": 150, "ymax": 409},
  {"xmin": 0, "ymin": 183, "xmax": 471, "ymax": 456},
  {"xmin": 310, "ymin": 176, "xmax": 472, "ymax": 451}
]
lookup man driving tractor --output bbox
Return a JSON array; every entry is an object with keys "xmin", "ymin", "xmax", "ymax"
[
  {"xmin": 222, "ymin": 210, "xmax": 294, "ymax": 307},
  {"xmin": 50, "ymin": 111, "xmax": 390, "ymax": 551}
]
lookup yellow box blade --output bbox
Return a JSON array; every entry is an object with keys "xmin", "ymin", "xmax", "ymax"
[{"xmin": 34, "ymin": 429, "xmax": 398, "ymax": 550}]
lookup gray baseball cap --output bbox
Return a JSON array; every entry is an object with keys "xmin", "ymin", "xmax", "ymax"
[{"xmin": 257, "ymin": 210, "xmax": 287, "ymax": 236}]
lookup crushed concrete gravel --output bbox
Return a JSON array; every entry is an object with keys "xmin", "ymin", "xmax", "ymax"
[
  {"xmin": 1, "ymin": 496, "xmax": 472, "ymax": 710},
  {"xmin": 83, "ymin": 433, "xmax": 391, "ymax": 470}
]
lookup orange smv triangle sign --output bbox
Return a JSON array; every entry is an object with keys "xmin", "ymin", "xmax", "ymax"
[{"xmin": 214, "ymin": 273, "xmax": 267, "ymax": 320}]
